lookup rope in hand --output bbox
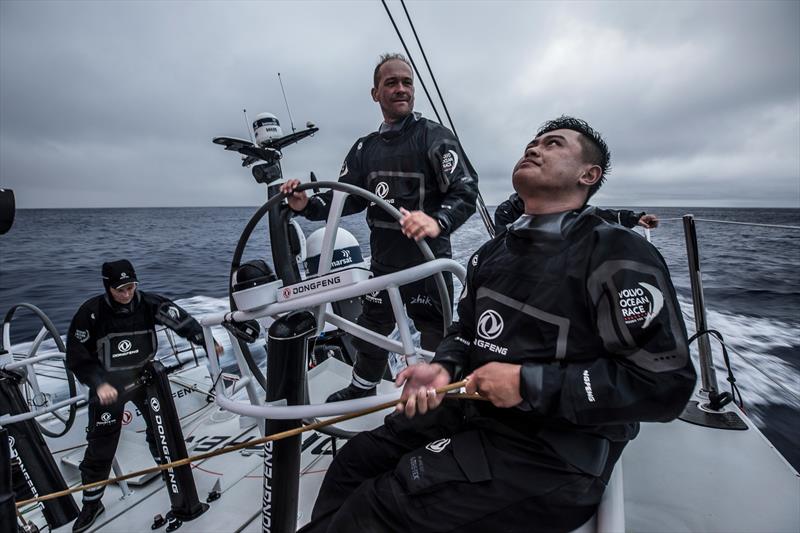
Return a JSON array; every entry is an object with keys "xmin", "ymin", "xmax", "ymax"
[{"xmin": 15, "ymin": 379, "xmax": 485, "ymax": 509}]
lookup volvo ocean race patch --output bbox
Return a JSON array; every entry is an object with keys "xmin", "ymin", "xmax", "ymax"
[
  {"xmin": 441, "ymin": 149, "xmax": 458, "ymax": 175},
  {"xmin": 618, "ymin": 282, "xmax": 664, "ymax": 328},
  {"xmin": 74, "ymin": 329, "xmax": 90, "ymax": 343}
]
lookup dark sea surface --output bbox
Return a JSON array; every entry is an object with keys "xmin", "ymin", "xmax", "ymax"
[{"xmin": 1, "ymin": 206, "xmax": 798, "ymax": 469}]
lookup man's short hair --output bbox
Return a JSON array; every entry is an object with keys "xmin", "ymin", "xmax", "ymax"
[
  {"xmin": 373, "ymin": 53, "xmax": 413, "ymax": 88},
  {"xmin": 536, "ymin": 116, "xmax": 611, "ymax": 200}
]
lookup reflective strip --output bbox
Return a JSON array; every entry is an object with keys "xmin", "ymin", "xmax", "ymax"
[
  {"xmin": 83, "ymin": 487, "xmax": 105, "ymax": 502},
  {"xmin": 352, "ymin": 372, "xmax": 379, "ymax": 390}
]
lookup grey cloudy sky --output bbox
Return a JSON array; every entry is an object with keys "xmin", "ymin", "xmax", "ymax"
[{"xmin": 1, "ymin": 0, "xmax": 798, "ymax": 208}]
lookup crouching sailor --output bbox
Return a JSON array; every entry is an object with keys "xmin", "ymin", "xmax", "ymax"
[
  {"xmin": 66, "ymin": 259, "xmax": 222, "ymax": 532},
  {"xmin": 300, "ymin": 117, "xmax": 697, "ymax": 533}
]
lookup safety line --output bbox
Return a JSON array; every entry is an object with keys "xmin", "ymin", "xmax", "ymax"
[
  {"xmin": 14, "ymin": 381, "xmax": 483, "ymax": 508},
  {"xmin": 656, "ymin": 217, "xmax": 799, "ymax": 230}
]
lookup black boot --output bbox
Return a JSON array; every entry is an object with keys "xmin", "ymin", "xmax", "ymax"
[
  {"xmin": 72, "ymin": 501, "xmax": 104, "ymax": 532},
  {"xmin": 325, "ymin": 384, "xmax": 377, "ymax": 403}
]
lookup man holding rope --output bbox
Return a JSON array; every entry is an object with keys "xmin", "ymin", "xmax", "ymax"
[
  {"xmin": 300, "ymin": 116, "xmax": 696, "ymax": 532},
  {"xmin": 281, "ymin": 52, "xmax": 479, "ymax": 403},
  {"xmin": 65, "ymin": 260, "xmax": 222, "ymax": 532}
]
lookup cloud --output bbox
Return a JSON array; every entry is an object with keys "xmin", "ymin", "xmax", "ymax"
[{"xmin": 1, "ymin": 0, "xmax": 798, "ymax": 207}]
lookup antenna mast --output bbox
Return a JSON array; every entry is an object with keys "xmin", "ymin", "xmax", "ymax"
[
  {"xmin": 242, "ymin": 108, "xmax": 255, "ymax": 145},
  {"xmin": 278, "ymin": 73, "xmax": 296, "ymax": 133}
]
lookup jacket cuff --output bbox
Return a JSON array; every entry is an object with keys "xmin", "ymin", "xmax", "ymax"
[
  {"xmin": 520, "ymin": 363, "xmax": 560, "ymax": 414},
  {"xmin": 431, "ymin": 359, "xmax": 461, "ymax": 382},
  {"xmin": 85, "ymin": 370, "xmax": 107, "ymax": 391},
  {"xmin": 432, "ymin": 211, "xmax": 452, "ymax": 235}
]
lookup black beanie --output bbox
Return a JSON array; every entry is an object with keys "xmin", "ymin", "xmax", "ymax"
[{"xmin": 102, "ymin": 259, "xmax": 138, "ymax": 290}]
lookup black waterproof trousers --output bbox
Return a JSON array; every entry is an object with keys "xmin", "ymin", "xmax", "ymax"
[
  {"xmin": 78, "ymin": 385, "xmax": 159, "ymax": 504},
  {"xmin": 300, "ymin": 401, "xmax": 607, "ymax": 533},
  {"xmin": 350, "ymin": 268, "xmax": 453, "ymax": 387}
]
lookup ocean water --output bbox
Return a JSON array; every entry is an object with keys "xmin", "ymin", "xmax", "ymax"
[{"xmin": 1, "ymin": 205, "xmax": 798, "ymax": 469}]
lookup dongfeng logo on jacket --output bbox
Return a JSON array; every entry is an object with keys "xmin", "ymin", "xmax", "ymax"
[
  {"xmin": 97, "ymin": 411, "xmax": 116, "ymax": 426},
  {"xmin": 375, "ymin": 181, "xmax": 389, "ymax": 199},
  {"xmin": 150, "ymin": 398, "xmax": 161, "ymax": 412},
  {"xmin": 477, "ymin": 310, "xmax": 504, "ymax": 339},
  {"xmin": 618, "ymin": 282, "xmax": 664, "ymax": 328},
  {"xmin": 113, "ymin": 339, "xmax": 139, "ymax": 359},
  {"xmin": 473, "ymin": 309, "xmax": 508, "ymax": 355}
]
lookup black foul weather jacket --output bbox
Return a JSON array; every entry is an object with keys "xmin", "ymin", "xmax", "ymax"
[
  {"xmin": 301, "ymin": 113, "xmax": 479, "ymax": 271},
  {"xmin": 434, "ymin": 206, "xmax": 697, "ymax": 448},
  {"xmin": 66, "ymin": 291, "xmax": 205, "ymax": 391}
]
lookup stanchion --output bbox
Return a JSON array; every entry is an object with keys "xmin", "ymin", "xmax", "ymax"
[{"xmin": 263, "ymin": 311, "xmax": 316, "ymax": 533}]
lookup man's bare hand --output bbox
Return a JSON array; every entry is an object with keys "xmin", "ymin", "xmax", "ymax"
[
  {"xmin": 279, "ymin": 179, "xmax": 309, "ymax": 212},
  {"xmin": 638, "ymin": 214, "xmax": 659, "ymax": 229},
  {"xmin": 96, "ymin": 383, "xmax": 118, "ymax": 406},
  {"xmin": 395, "ymin": 362, "xmax": 451, "ymax": 417},
  {"xmin": 465, "ymin": 362, "xmax": 523, "ymax": 408},
  {"xmin": 399, "ymin": 208, "xmax": 441, "ymax": 241}
]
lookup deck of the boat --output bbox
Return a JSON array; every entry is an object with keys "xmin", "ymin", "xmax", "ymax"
[{"xmin": 28, "ymin": 357, "xmax": 799, "ymax": 532}]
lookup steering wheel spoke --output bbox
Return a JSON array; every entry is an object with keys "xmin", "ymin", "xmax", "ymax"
[
  {"xmin": 52, "ymin": 409, "xmax": 70, "ymax": 424},
  {"xmin": 316, "ymin": 190, "xmax": 349, "ymax": 277}
]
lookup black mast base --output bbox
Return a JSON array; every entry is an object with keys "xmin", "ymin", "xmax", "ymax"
[{"xmin": 679, "ymin": 401, "xmax": 748, "ymax": 430}]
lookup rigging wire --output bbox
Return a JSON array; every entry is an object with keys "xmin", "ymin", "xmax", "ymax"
[
  {"xmin": 399, "ymin": 0, "xmax": 458, "ymax": 138},
  {"xmin": 379, "ymin": 0, "xmax": 443, "ymax": 125},
  {"xmin": 380, "ymin": 0, "xmax": 496, "ymax": 238}
]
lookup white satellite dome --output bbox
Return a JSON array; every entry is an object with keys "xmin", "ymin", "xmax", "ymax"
[
  {"xmin": 304, "ymin": 228, "xmax": 365, "ymax": 276},
  {"xmin": 252, "ymin": 112, "xmax": 283, "ymax": 146}
]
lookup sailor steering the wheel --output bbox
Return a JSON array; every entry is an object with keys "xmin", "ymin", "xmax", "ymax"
[{"xmin": 281, "ymin": 52, "xmax": 479, "ymax": 402}]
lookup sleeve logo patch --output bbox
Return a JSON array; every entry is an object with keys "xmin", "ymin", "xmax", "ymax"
[
  {"xmin": 618, "ymin": 282, "xmax": 664, "ymax": 328},
  {"xmin": 339, "ymin": 161, "xmax": 349, "ymax": 177},
  {"xmin": 582, "ymin": 370, "xmax": 596, "ymax": 402},
  {"xmin": 425, "ymin": 438, "xmax": 451, "ymax": 453},
  {"xmin": 441, "ymin": 150, "xmax": 459, "ymax": 175},
  {"xmin": 74, "ymin": 329, "xmax": 90, "ymax": 343}
]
